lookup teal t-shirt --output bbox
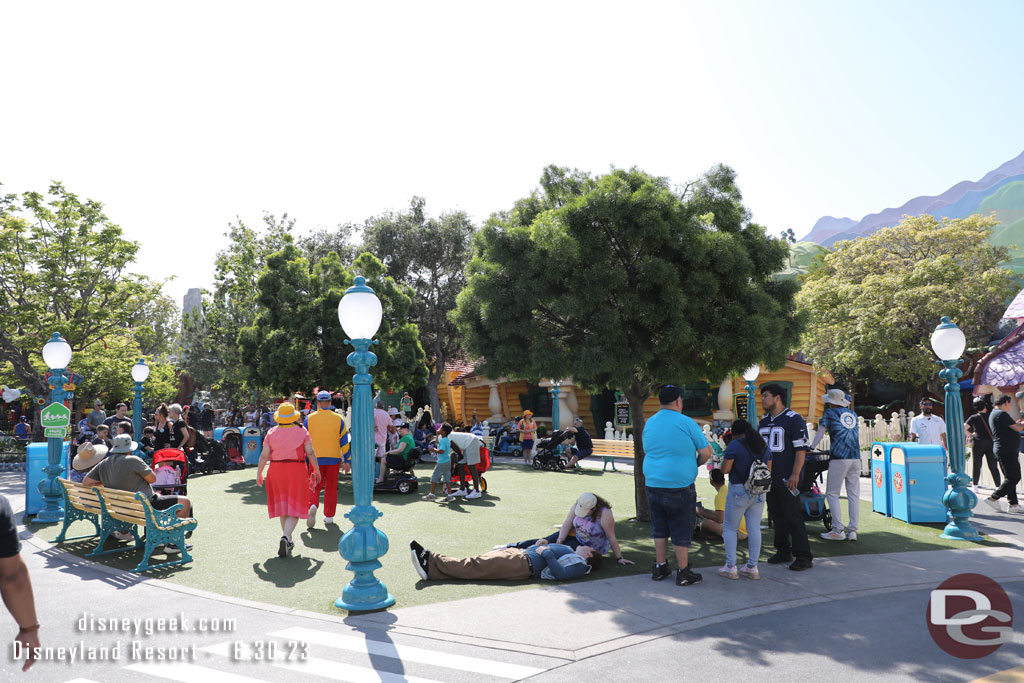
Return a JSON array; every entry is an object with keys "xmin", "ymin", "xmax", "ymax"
[
  {"xmin": 436, "ymin": 436, "xmax": 451, "ymax": 465},
  {"xmin": 642, "ymin": 410, "xmax": 709, "ymax": 488}
]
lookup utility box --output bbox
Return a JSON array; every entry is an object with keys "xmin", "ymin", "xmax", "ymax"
[
  {"xmin": 242, "ymin": 427, "xmax": 263, "ymax": 465},
  {"xmin": 889, "ymin": 443, "xmax": 948, "ymax": 524},
  {"xmin": 26, "ymin": 442, "xmax": 69, "ymax": 516}
]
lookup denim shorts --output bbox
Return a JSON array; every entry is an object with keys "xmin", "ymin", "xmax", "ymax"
[
  {"xmin": 430, "ymin": 462, "xmax": 451, "ymax": 484},
  {"xmin": 646, "ymin": 485, "xmax": 697, "ymax": 547}
]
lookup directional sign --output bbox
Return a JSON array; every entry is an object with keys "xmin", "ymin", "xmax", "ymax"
[
  {"xmin": 40, "ymin": 402, "xmax": 71, "ymax": 428},
  {"xmin": 43, "ymin": 426, "xmax": 67, "ymax": 439}
]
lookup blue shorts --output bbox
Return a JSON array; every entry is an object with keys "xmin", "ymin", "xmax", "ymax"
[
  {"xmin": 646, "ymin": 485, "xmax": 697, "ymax": 547},
  {"xmin": 521, "ymin": 439, "xmax": 534, "ymax": 450}
]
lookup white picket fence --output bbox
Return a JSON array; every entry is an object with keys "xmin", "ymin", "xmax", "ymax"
[{"xmin": 813, "ymin": 410, "xmax": 914, "ymax": 453}]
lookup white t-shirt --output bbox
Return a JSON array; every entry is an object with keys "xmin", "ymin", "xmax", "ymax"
[{"xmin": 910, "ymin": 414, "xmax": 946, "ymax": 446}]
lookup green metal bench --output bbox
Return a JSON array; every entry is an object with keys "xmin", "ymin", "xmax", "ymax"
[
  {"xmin": 591, "ymin": 438, "xmax": 636, "ymax": 472},
  {"xmin": 55, "ymin": 478, "xmax": 102, "ymax": 543},
  {"xmin": 89, "ymin": 487, "xmax": 197, "ymax": 572}
]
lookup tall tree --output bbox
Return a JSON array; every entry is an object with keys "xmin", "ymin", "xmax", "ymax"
[
  {"xmin": 797, "ymin": 214, "xmax": 1018, "ymax": 391},
  {"xmin": 454, "ymin": 165, "xmax": 801, "ymax": 520},
  {"xmin": 0, "ymin": 183, "xmax": 171, "ymax": 400},
  {"xmin": 237, "ymin": 244, "xmax": 428, "ymax": 397},
  {"xmin": 361, "ymin": 197, "xmax": 475, "ymax": 417}
]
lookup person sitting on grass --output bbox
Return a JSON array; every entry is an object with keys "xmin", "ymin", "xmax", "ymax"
[
  {"xmin": 410, "ymin": 539, "xmax": 602, "ymax": 582},
  {"xmin": 422, "ymin": 423, "xmax": 454, "ymax": 502},
  {"xmin": 696, "ymin": 468, "xmax": 747, "ymax": 541}
]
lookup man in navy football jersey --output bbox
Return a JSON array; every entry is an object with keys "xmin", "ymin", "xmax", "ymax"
[{"xmin": 758, "ymin": 384, "xmax": 813, "ymax": 571}]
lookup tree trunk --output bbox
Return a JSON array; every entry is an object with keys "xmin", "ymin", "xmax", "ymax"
[
  {"xmin": 426, "ymin": 368, "xmax": 443, "ymax": 423},
  {"xmin": 624, "ymin": 382, "xmax": 651, "ymax": 522}
]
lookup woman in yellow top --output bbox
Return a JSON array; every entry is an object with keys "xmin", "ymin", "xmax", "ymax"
[{"xmin": 517, "ymin": 410, "xmax": 538, "ymax": 465}]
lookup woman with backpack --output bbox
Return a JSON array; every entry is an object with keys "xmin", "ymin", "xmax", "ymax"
[{"xmin": 719, "ymin": 419, "xmax": 772, "ymax": 580}]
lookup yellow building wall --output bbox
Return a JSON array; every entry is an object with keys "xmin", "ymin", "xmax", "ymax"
[{"xmin": 729, "ymin": 360, "xmax": 832, "ymax": 423}]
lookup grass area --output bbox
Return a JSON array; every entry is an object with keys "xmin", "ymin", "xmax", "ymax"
[{"xmin": 29, "ymin": 463, "xmax": 1007, "ymax": 614}]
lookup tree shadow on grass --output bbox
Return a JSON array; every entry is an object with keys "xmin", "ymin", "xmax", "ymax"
[
  {"xmin": 225, "ymin": 478, "xmax": 267, "ymax": 506},
  {"xmin": 252, "ymin": 556, "xmax": 324, "ymax": 587}
]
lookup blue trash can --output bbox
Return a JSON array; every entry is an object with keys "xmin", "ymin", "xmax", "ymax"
[
  {"xmin": 26, "ymin": 442, "xmax": 69, "ymax": 516},
  {"xmin": 213, "ymin": 427, "xmax": 227, "ymax": 443},
  {"xmin": 242, "ymin": 427, "xmax": 262, "ymax": 465},
  {"xmin": 870, "ymin": 442, "xmax": 893, "ymax": 517},
  {"xmin": 889, "ymin": 443, "xmax": 948, "ymax": 524}
]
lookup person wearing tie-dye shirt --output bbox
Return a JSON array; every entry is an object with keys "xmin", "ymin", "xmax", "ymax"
[
  {"xmin": 810, "ymin": 389, "xmax": 861, "ymax": 542},
  {"xmin": 305, "ymin": 391, "xmax": 351, "ymax": 529}
]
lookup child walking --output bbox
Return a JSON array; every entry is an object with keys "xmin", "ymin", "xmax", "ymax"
[{"xmin": 423, "ymin": 423, "xmax": 455, "ymax": 502}]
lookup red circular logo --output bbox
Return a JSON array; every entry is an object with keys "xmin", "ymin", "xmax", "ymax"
[
  {"xmin": 927, "ymin": 573, "xmax": 1013, "ymax": 658},
  {"xmin": 874, "ymin": 467, "xmax": 883, "ymax": 488},
  {"xmin": 894, "ymin": 472, "xmax": 904, "ymax": 493}
]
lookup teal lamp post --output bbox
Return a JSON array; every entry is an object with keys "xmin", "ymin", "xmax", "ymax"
[
  {"xmin": 742, "ymin": 364, "xmax": 760, "ymax": 423},
  {"xmin": 932, "ymin": 317, "xmax": 982, "ymax": 541},
  {"xmin": 37, "ymin": 333, "xmax": 72, "ymax": 523},
  {"xmin": 131, "ymin": 359, "xmax": 149, "ymax": 454},
  {"xmin": 334, "ymin": 276, "xmax": 395, "ymax": 611},
  {"xmin": 550, "ymin": 379, "xmax": 562, "ymax": 432}
]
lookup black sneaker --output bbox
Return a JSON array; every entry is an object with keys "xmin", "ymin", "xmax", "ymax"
[
  {"xmin": 676, "ymin": 567, "xmax": 702, "ymax": 586},
  {"xmin": 652, "ymin": 562, "xmax": 672, "ymax": 581},
  {"xmin": 410, "ymin": 541, "xmax": 430, "ymax": 580},
  {"xmin": 278, "ymin": 536, "xmax": 288, "ymax": 558},
  {"xmin": 789, "ymin": 558, "xmax": 813, "ymax": 571},
  {"xmin": 766, "ymin": 552, "xmax": 794, "ymax": 565}
]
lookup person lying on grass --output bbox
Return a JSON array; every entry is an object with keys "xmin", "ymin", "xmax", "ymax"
[{"xmin": 410, "ymin": 540, "xmax": 602, "ymax": 582}]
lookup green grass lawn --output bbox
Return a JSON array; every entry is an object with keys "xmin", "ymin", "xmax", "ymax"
[{"xmin": 30, "ymin": 463, "xmax": 1006, "ymax": 614}]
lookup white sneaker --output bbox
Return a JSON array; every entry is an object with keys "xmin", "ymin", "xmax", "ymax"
[
  {"xmin": 1008, "ymin": 505, "xmax": 1024, "ymax": 515},
  {"xmin": 983, "ymin": 497, "xmax": 1003, "ymax": 512},
  {"xmin": 307, "ymin": 504, "xmax": 317, "ymax": 529},
  {"xmin": 450, "ymin": 489, "xmax": 467, "ymax": 497},
  {"xmin": 845, "ymin": 530, "xmax": 858, "ymax": 541},
  {"xmin": 466, "ymin": 490, "xmax": 482, "ymax": 500},
  {"xmin": 820, "ymin": 529, "xmax": 846, "ymax": 541},
  {"xmin": 113, "ymin": 530, "xmax": 133, "ymax": 541},
  {"xmin": 324, "ymin": 517, "xmax": 334, "ymax": 524},
  {"xmin": 718, "ymin": 563, "xmax": 738, "ymax": 580},
  {"xmin": 739, "ymin": 565, "xmax": 760, "ymax": 580},
  {"xmin": 421, "ymin": 493, "xmax": 436, "ymax": 501},
  {"xmin": 444, "ymin": 495, "xmax": 455, "ymax": 502}
]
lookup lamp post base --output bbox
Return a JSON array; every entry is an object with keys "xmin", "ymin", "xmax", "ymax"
[
  {"xmin": 36, "ymin": 459, "xmax": 66, "ymax": 524},
  {"xmin": 940, "ymin": 473, "xmax": 983, "ymax": 542}
]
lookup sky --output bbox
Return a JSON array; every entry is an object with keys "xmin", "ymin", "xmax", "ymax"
[{"xmin": 3, "ymin": 1, "xmax": 1024, "ymax": 308}]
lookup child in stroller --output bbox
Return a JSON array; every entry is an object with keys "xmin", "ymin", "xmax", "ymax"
[
  {"xmin": 531, "ymin": 429, "xmax": 574, "ymax": 471},
  {"xmin": 151, "ymin": 448, "xmax": 189, "ymax": 496},
  {"xmin": 794, "ymin": 449, "xmax": 832, "ymax": 531}
]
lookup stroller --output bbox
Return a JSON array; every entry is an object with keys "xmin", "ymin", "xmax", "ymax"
[
  {"xmin": 223, "ymin": 429, "xmax": 246, "ymax": 469},
  {"xmin": 451, "ymin": 443, "xmax": 491, "ymax": 492},
  {"xmin": 532, "ymin": 429, "xmax": 573, "ymax": 471},
  {"xmin": 797, "ymin": 449, "xmax": 832, "ymax": 531},
  {"xmin": 151, "ymin": 448, "xmax": 189, "ymax": 496}
]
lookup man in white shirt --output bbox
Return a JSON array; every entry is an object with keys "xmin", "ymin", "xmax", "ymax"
[{"xmin": 909, "ymin": 397, "xmax": 947, "ymax": 449}]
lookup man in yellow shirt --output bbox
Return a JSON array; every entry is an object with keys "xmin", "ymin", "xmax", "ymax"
[
  {"xmin": 305, "ymin": 391, "xmax": 351, "ymax": 529},
  {"xmin": 697, "ymin": 468, "xmax": 747, "ymax": 540}
]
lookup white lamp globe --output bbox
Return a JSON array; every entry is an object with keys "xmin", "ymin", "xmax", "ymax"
[
  {"xmin": 131, "ymin": 359, "xmax": 150, "ymax": 383},
  {"xmin": 742, "ymin": 364, "xmax": 760, "ymax": 382},
  {"xmin": 338, "ymin": 277, "xmax": 383, "ymax": 340},
  {"xmin": 42, "ymin": 333, "xmax": 72, "ymax": 369},
  {"xmin": 930, "ymin": 317, "xmax": 966, "ymax": 361}
]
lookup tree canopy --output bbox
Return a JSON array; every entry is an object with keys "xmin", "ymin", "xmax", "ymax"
[
  {"xmin": 796, "ymin": 213, "xmax": 1019, "ymax": 388},
  {"xmin": 361, "ymin": 197, "xmax": 475, "ymax": 417},
  {"xmin": 454, "ymin": 165, "xmax": 802, "ymax": 518},
  {"xmin": 0, "ymin": 183, "xmax": 178, "ymax": 405}
]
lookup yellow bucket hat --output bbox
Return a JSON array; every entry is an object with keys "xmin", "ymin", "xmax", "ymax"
[{"xmin": 274, "ymin": 402, "xmax": 301, "ymax": 425}]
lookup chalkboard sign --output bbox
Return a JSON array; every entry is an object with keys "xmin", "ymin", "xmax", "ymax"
[
  {"xmin": 615, "ymin": 402, "xmax": 631, "ymax": 426},
  {"xmin": 733, "ymin": 393, "xmax": 749, "ymax": 421}
]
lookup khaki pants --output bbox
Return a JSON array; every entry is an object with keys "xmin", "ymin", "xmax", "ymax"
[{"xmin": 427, "ymin": 547, "xmax": 532, "ymax": 581}]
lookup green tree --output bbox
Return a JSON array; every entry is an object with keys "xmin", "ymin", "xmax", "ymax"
[
  {"xmin": 237, "ymin": 244, "xmax": 427, "ymax": 397},
  {"xmin": 361, "ymin": 197, "xmax": 475, "ymax": 417},
  {"xmin": 0, "ymin": 183, "xmax": 171, "ymax": 401},
  {"xmin": 797, "ymin": 214, "xmax": 1018, "ymax": 391},
  {"xmin": 454, "ymin": 165, "xmax": 801, "ymax": 519},
  {"xmin": 178, "ymin": 213, "xmax": 292, "ymax": 404}
]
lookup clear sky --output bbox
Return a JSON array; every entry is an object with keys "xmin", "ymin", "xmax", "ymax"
[{"xmin": 3, "ymin": 1, "xmax": 1023, "ymax": 307}]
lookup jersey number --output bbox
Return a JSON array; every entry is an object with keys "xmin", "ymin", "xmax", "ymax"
[{"xmin": 760, "ymin": 427, "xmax": 785, "ymax": 452}]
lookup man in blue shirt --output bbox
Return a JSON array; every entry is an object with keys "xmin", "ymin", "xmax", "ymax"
[
  {"xmin": 811, "ymin": 389, "xmax": 861, "ymax": 542},
  {"xmin": 642, "ymin": 385, "xmax": 712, "ymax": 587},
  {"xmin": 759, "ymin": 383, "xmax": 813, "ymax": 571},
  {"xmin": 409, "ymin": 540, "xmax": 601, "ymax": 581}
]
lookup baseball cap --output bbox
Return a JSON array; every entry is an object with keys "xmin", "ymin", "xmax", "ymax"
[
  {"xmin": 658, "ymin": 385, "xmax": 681, "ymax": 404},
  {"xmin": 575, "ymin": 492, "xmax": 598, "ymax": 517},
  {"xmin": 317, "ymin": 390, "xmax": 331, "ymax": 401}
]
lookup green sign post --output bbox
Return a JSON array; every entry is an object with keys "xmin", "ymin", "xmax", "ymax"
[{"xmin": 40, "ymin": 402, "xmax": 71, "ymax": 430}]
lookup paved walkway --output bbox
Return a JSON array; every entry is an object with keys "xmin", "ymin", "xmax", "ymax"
[{"xmin": 3, "ymin": 471, "xmax": 1023, "ymax": 682}]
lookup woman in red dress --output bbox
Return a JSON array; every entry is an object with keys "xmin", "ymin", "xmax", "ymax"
[{"xmin": 256, "ymin": 403, "xmax": 321, "ymax": 557}]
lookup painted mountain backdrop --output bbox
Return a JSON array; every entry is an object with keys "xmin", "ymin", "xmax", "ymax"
[{"xmin": 799, "ymin": 149, "xmax": 1024, "ymax": 274}]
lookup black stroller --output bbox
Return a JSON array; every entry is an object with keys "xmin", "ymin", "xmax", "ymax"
[
  {"xmin": 765, "ymin": 449, "xmax": 832, "ymax": 531},
  {"xmin": 531, "ymin": 429, "xmax": 574, "ymax": 471}
]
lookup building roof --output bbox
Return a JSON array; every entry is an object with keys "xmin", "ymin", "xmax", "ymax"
[{"xmin": 974, "ymin": 320, "xmax": 1024, "ymax": 391}]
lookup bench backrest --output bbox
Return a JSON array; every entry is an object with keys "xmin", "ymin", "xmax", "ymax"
[
  {"xmin": 93, "ymin": 487, "xmax": 149, "ymax": 527},
  {"xmin": 57, "ymin": 478, "xmax": 104, "ymax": 515},
  {"xmin": 590, "ymin": 439, "xmax": 637, "ymax": 456}
]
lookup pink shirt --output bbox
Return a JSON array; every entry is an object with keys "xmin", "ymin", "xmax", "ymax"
[
  {"xmin": 374, "ymin": 409, "xmax": 391, "ymax": 445},
  {"xmin": 265, "ymin": 425, "xmax": 311, "ymax": 461}
]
